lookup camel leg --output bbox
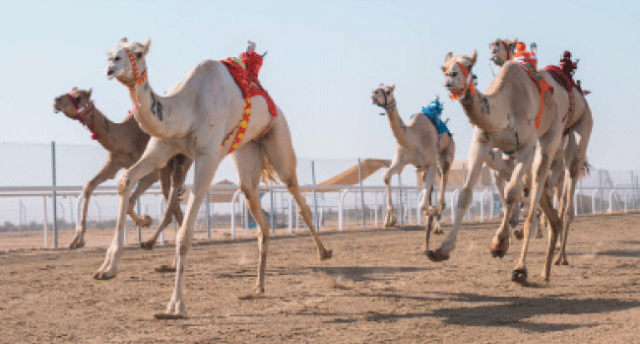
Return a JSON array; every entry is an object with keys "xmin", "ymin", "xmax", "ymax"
[
  {"xmin": 157, "ymin": 152, "xmax": 220, "ymax": 319},
  {"xmin": 261, "ymin": 116, "xmax": 332, "ymax": 260},
  {"xmin": 70, "ymin": 161, "xmax": 119, "ymax": 249},
  {"xmin": 94, "ymin": 139, "xmax": 177, "ymax": 280},
  {"xmin": 434, "ymin": 146, "xmax": 454, "ymax": 235},
  {"xmin": 428, "ymin": 131, "xmax": 491, "ymax": 261},
  {"xmin": 383, "ymin": 160, "xmax": 405, "ymax": 228},
  {"xmin": 229, "ymin": 144, "xmax": 274, "ymax": 296},
  {"xmin": 513, "ymin": 129, "xmax": 563, "ymax": 284},
  {"xmin": 490, "ymin": 145, "xmax": 535, "ymax": 260},
  {"xmin": 421, "ymin": 165, "xmax": 438, "ymax": 250},
  {"xmin": 126, "ymin": 171, "xmax": 160, "ymax": 228},
  {"xmin": 142, "ymin": 157, "xmax": 190, "ymax": 252},
  {"xmin": 553, "ymin": 113, "xmax": 592, "ymax": 269}
]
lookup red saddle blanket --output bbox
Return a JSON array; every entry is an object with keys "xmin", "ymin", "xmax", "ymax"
[
  {"xmin": 221, "ymin": 52, "xmax": 278, "ymax": 117},
  {"xmin": 544, "ymin": 65, "xmax": 575, "ymax": 93}
]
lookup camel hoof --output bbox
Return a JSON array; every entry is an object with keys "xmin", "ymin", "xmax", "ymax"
[
  {"xmin": 538, "ymin": 275, "xmax": 550, "ymax": 283},
  {"xmin": 433, "ymin": 222, "xmax": 444, "ymax": 235},
  {"xmin": 140, "ymin": 241, "xmax": 155, "ymax": 251},
  {"xmin": 491, "ymin": 250, "xmax": 506, "ymax": 259},
  {"xmin": 319, "ymin": 249, "xmax": 333, "ymax": 260},
  {"xmin": 513, "ymin": 230, "xmax": 524, "ymax": 241},
  {"xmin": 426, "ymin": 249, "xmax": 450, "ymax": 262},
  {"xmin": 554, "ymin": 259, "xmax": 569, "ymax": 266},
  {"xmin": 69, "ymin": 239, "xmax": 85, "ymax": 250},
  {"xmin": 155, "ymin": 264, "xmax": 176, "ymax": 273},
  {"xmin": 137, "ymin": 215, "xmax": 153, "ymax": 228},
  {"xmin": 511, "ymin": 268, "xmax": 528, "ymax": 284},
  {"xmin": 490, "ymin": 236, "xmax": 509, "ymax": 258},
  {"xmin": 93, "ymin": 271, "xmax": 116, "ymax": 280},
  {"xmin": 238, "ymin": 286, "xmax": 265, "ymax": 300},
  {"xmin": 154, "ymin": 313, "xmax": 185, "ymax": 320}
]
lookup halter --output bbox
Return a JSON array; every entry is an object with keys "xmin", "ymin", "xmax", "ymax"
[
  {"xmin": 375, "ymin": 89, "xmax": 397, "ymax": 115},
  {"xmin": 491, "ymin": 41, "xmax": 513, "ymax": 67},
  {"xmin": 119, "ymin": 49, "xmax": 148, "ymax": 113},
  {"xmin": 66, "ymin": 94, "xmax": 99, "ymax": 140},
  {"xmin": 446, "ymin": 62, "xmax": 475, "ymax": 100}
]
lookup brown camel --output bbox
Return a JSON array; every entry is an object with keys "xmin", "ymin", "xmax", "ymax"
[{"xmin": 53, "ymin": 87, "xmax": 192, "ymax": 259}]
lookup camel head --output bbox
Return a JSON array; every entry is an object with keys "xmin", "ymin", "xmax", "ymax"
[
  {"xmin": 442, "ymin": 50, "xmax": 477, "ymax": 99},
  {"xmin": 489, "ymin": 38, "xmax": 518, "ymax": 66},
  {"xmin": 371, "ymin": 83, "xmax": 396, "ymax": 109},
  {"xmin": 53, "ymin": 87, "xmax": 93, "ymax": 118},
  {"xmin": 106, "ymin": 37, "xmax": 151, "ymax": 86}
]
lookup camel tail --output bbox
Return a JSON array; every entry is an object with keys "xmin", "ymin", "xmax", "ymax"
[{"xmin": 259, "ymin": 145, "xmax": 279, "ymax": 185}]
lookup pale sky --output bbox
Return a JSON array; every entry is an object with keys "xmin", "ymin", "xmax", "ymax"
[{"xmin": 1, "ymin": 0, "xmax": 638, "ymax": 172}]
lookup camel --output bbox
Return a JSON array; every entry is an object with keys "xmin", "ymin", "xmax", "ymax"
[
  {"xmin": 372, "ymin": 87, "xmax": 455, "ymax": 237},
  {"xmin": 95, "ymin": 38, "xmax": 332, "ymax": 319},
  {"xmin": 428, "ymin": 50, "xmax": 567, "ymax": 284},
  {"xmin": 53, "ymin": 88, "xmax": 192, "ymax": 254},
  {"xmin": 490, "ymin": 39, "xmax": 594, "ymax": 265}
]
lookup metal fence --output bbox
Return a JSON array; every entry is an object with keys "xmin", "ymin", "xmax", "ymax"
[{"xmin": 1, "ymin": 142, "xmax": 639, "ymax": 250}]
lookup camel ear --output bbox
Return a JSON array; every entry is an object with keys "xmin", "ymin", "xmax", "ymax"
[
  {"xmin": 511, "ymin": 38, "xmax": 519, "ymax": 49},
  {"xmin": 389, "ymin": 84, "xmax": 395, "ymax": 92},
  {"xmin": 119, "ymin": 37, "xmax": 128, "ymax": 45},
  {"xmin": 87, "ymin": 88, "xmax": 93, "ymax": 99},
  {"xmin": 469, "ymin": 50, "xmax": 477, "ymax": 66},
  {"xmin": 142, "ymin": 38, "xmax": 151, "ymax": 54},
  {"xmin": 441, "ymin": 65, "xmax": 447, "ymax": 72},
  {"xmin": 445, "ymin": 52, "xmax": 453, "ymax": 62}
]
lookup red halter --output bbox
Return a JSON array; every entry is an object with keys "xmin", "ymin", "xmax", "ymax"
[
  {"xmin": 118, "ymin": 49, "xmax": 148, "ymax": 114},
  {"xmin": 446, "ymin": 62, "xmax": 475, "ymax": 100},
  {"xmin": 66, "ymin": 94, "xmax": 99, "ymax": 140}
]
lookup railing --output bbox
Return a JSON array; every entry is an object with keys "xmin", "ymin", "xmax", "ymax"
[{"xmin": 1, "ymin": 185, "xmax": 639, "ymax": 249}]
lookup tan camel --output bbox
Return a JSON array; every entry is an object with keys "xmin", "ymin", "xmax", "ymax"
[
  {"xmin": 95, "ymin": 38, "xmax": 331, "ymax": 318},
  {"xmin": 53, "ymin": 88, "xmax": 191, "ymax": 254},
  {"xmin": 429, "ymin": 50, "xmax": 566, "ymax": 284},
  {"xmin": 372, "ymin": 86, "xmax": 455, "ymax": 236},
  {"xmin": 490, "ymin": 39, "xmax": 594, "ymax": 265}
]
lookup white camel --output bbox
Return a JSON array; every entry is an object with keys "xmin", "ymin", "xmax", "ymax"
[
  {"xmin": 95, "ymin": 38, "xmax": 332, "ymax": 318},
  {"xmin": 429, "ymin": 50, "xmax": 566, "ymax": 284},
  {"xmin": 372, "ymin": 86, "xmax": 455, "ymax": 238},
  {"xmin": 490, "ymin": 38, "xmax": 594, "ymax": 265}
]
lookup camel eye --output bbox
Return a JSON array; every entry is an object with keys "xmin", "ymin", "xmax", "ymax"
[
  {"xmin": 113, "ymin": 55, "xmax": 121, "ymax": 61},
  {"xmin": 451, "ymin": 72, "xmax": 458, "ymax": 77},
  {"xmin": 135, "ymin": 52, "xmax": 142, "ymax": 59},
  {"xmin": 76, "ymin": 96, "xmax": 82, "ymax": 103}
]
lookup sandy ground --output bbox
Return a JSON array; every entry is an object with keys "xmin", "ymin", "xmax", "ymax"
[{"xmin": 1, "ymin": 213, "xmax": 639, "ymax": 344}]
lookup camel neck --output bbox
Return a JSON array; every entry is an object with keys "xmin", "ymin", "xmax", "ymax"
[
  {"xmin": 129, "ymin": 80, "xmax": 168, "ymax": 138},
  {"xmin": 79, "ymin": 107, "xmax": 117, "ymax": 150},
  {"xmin": 459, "ymin": 89, "xmax": 507, "ymax": 134},
  {"xmin": 385, "ymin": 104, "xmax": 411, "ymax": 149}
]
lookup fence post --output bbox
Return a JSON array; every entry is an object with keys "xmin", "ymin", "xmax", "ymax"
[
  {"xmin": 205, "ymin": 191, "xmax": 211, "ymax": 239},
  {"xmin": 43, "ymin": 196, "xmax": 49, "ymax": 248},
  {"xmin": 398, "ymin": 174, "xmax": 403, "ymax": 225},
  {"xmin": 51, "ymin": 141, "xmax": 58, "ymax": 249},
  {"xmin": 136, "ymin": 199, "xmax": 142, "ymax": 243},
  {"xmin": 358, "ymin": 158, "xmax": 366, "ymax": 228},
  {"xmin": 591, "ymin": 189, "xmax": 599, "ymax": 214},
  {"xmin": 311, "ymin": 160, "xmax": 320, "ymax": 231}
]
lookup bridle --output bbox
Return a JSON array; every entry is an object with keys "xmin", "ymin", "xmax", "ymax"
[
  {"xmin": 116, "ymin": 48, "xmax": 148, "ymax": 113},
  {"xmin": 446, "ymin": 62, "xmax": 475, "ymax": 100},
  {"xmin": 375, "ymin": 89, "xmax": 397, "ymax": 114},
  {"xmin": 491, "ymin": 40, "xmax": 512, "ymax": 67},
  {"xmin": 66, "ymin": 94, "xmax": 99, "ymax": 140}
]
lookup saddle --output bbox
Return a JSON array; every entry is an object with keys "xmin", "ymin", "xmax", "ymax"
[
  {"xmin": 515, "ymin": 60, "xmax": 554, "ymax": 130},
  {"xmin": 220, "ymin": 52, "xmax": 278, "ymax": 154}
]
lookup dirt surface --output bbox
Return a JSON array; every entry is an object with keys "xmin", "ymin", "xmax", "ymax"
[{"xmin": 1, "ymin": 213, "xmax": 639, "ymax": 343}]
